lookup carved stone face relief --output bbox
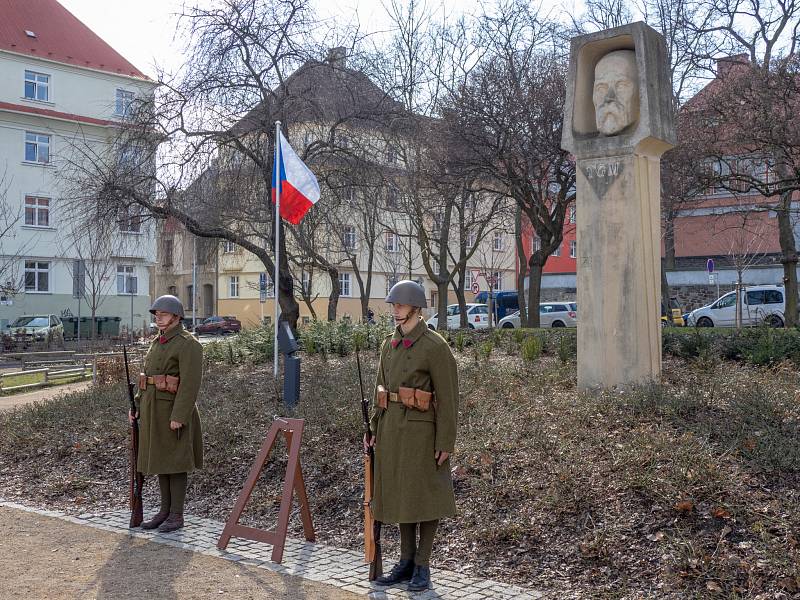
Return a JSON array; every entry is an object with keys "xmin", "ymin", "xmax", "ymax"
[{"xmin": 592, "ymin": 50, "xmax": 639, "ymax": 136}]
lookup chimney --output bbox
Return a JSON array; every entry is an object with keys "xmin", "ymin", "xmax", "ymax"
[
  {"xmin": 716, "ymin": 53, "xmax": 749, "ymax": 78},
  {"xmin": 326, "ymin": 47, "xmax": 347, "ymax": 68}
]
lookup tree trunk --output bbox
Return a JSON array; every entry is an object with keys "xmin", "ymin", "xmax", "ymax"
[
  {"xmin": 660, "ymin": 259, "xmax": 673, "ymax": 325},
  {"xmin": 326, "ymin": 268, "xmax": 340, "ymax": 321},
  {"xmin": 436, "ymin": 279, "xmax": 448, "ymax": 331},
  {"xmin": 526, "ymin": 260, "xmax": 544, "ymax": 328},
  {"xmin": 664, "ymin": 210, "xmax": 676, "ymax": 270},
  {"xmin": 515, "ymin": 205, "xmax": 528, "ymax": 323},
  {"xmin": 777, "ymin": 190, "xmax": 797, "ymax": 327}
]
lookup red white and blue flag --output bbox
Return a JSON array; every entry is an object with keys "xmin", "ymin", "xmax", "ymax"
[{"xmin": 272, "ymin": 131, "xmax": 320, "ymax": 224}]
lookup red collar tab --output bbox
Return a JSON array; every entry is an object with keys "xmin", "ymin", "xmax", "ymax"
[
  {"xmin": 391, "ymin": 338, "xmax": 413, "ymax": 349},
  {"xmin": 159, "ymin": 335, "xmax": 169, "ymax": 344}
]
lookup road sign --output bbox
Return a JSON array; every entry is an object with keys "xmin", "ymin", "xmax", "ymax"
[
  {"xmin": 259, "ymin": 290, "xmax": 267, "ymax": 303},
  {"xmin": 708, "ymin": 273, "xmax": 717, "ymax": 285},
  {"xmin": 707, "ymin": 258, "xmax": 715, "ymax": 273},
  {"xmin": 471, "ymin": 282, "xmax": 480, "ymax": 294},
  {"xmin": 72, "ymin": 259, "xmax": 85, "ymax": 299}
]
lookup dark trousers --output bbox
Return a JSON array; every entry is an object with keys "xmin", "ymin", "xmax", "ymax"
[
  {"xmin": 157, "ymin": 472, "xmax": 187, "ymax": 513},
  {"xmin": 399, "ymin": 520, "xmax": 439, "ymax": 566}
]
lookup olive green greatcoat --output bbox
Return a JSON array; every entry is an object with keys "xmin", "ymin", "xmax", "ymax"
[
  {"xmin": 135, "ymin": 324, "xmax": 204, "ymax": 475},
  {"xmin": 369, "ymin": 317, "xmax": 459, "ymax": 524}
]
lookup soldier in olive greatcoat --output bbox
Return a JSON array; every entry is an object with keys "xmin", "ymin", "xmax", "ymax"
[
  {"xmin": 365, "ymin": 280, "xmax": 459, "ymax": 591},
  {"xmin": 129, "ymin": 295, "xmax": 204, "ymax": 533}
]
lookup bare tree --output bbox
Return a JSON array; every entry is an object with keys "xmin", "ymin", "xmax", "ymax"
[{"xmin": 680, "ymin": 0, "xmax": 800, "ymax": 325}]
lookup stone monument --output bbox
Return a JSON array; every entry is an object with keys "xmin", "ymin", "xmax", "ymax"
[{"xmin": 561, "ymin": 22, "xmax": 676, "ymax": 390}]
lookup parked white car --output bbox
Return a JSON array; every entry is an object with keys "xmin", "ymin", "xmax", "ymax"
[
  {"xmin": 427, "ymin": 303, "xmax": 490, "ymax": 330},
  {"xmin": 686, "ymin": 285, "xmax": 785, "ymax": 328},
  {"xmin": 498, "ymin": 302, "xmax": 578, "ymax": 328}
]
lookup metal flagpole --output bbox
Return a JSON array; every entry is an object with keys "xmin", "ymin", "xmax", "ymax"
[{"xmin": 273, "ymin": 121, "xmax": 282, "ymax": 378}]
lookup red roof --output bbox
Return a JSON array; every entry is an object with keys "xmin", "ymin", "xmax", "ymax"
[{"xmin": 0, "ymin": 0, "xmax": 149, "ymax": 80}]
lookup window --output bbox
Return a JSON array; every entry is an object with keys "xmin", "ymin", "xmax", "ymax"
[
  {"xmin": 116, "ymin": 89, "xmax": 135, "ymax": 117},
  {"xmin": 715, "ymin": 293, "xmax": 736, "ymax": 309},
  {"xmin": 493, "ymin": 231, "xmax": 504, "ymax": 251},
  {"xmin": 339, "ymin": 272, "xmax": 351, "ymax": 297},
  {"xmin": 492, "ymin": 271, "xmax": 502, "ymax": 292},
  {"xmin": 301, "ymin": 271, "xmax": 311, "ymax": 295},
  {"xmin": 259, "ymin": 272, "xmax": 274, "ymax": 297},
  {"xmin": 24, "ymin": 261, "xmax": 49, "ymax": 292},
  {"xmin": 387, "ymin": 145, "xmax": 397, "ymax": 164},
  {"xmin": 765, "ymin": 290, "xmax": 783, "ymax": 304},
  {"xmin": 116, "ymin": 265, "xmax": 137, "ymax": 295},
  {"xmin": 552, "ymin": 243, "xmax": 561, "ymax": 257},
  {"xmin": 162, "ymin": 239, "xmax": 173, "ymax": 266},
  {"xmin": 343, "ymin": 226, "xmax": 357, "ymax": 250},
  {"xmin": 229, "ymin": 276, "xmax": 240, "ymax": 298},
  {"xmin": 24, "ymin": 196, "xmax": 50, "ymax": 227},
  {"xmin": 447, "ymin": 305, "xmax": 461, "ymax": 317},
  {"xmin": 464, "ymin": 270, "xmax": 473, "ymax": 291},
  {"xmin": 24, "ymin": 132, "xmax": 50, "ymax": 163},
  {"xmin": 387, "ymin": 187, "xmax": 400, "ymax": 209},
  {"xmin": 119, "ymin": 206, "xmax": 141, "ymax": 233},
  {"xmin": 432, "ymin": 213, "xmax": 443, "ymax": 235},
  {"xmin": 466, "ymin": 230, "xmax": 476, "ymax": 249},
  {"xmin": 24, "ymin": 70, "xmax": 50, "ymax": 101},
  {"xmin": 186, "ymin": 285, "xmax": 194, "ymax": 310},
  {"xmin": 470, "ymin": 305, "xmax": 488, "ymax": 315},
  {"xmin": 570, "ymin": 240, "xmax": 577, "ymax": 258},
  {"xmin": 385, "ymin": 231, "xmax": 399, "ymax": 253},
  {"xmin": 532, "ymin": 234, "xmax": 541, "ymax": 252},
  {"xmin": 569, "ymin": 205, "xmax": 576, "ymax": 224},
  {"xmin": 222, "ymin": 240, "xmax": 235, "ymax": 253}
]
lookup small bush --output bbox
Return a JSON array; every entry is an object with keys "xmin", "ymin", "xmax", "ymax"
[
  {"xmin": 521, "ymin": 336, "xmax": 542, "ymax": 362},
  {"xmin": 455, "ymin": 331, "xmax": 465, "ymax": 353}
]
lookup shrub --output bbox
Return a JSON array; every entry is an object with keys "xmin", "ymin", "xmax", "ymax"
[
  {"xmin": 455, "ymin": 331, "xmax": 465, "ymax": 353},
  {"xmin": 521, "ymin": 335, "xmax": 542, "ymax": 362}
]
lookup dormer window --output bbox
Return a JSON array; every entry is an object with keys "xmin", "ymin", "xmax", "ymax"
[
  {"xmin": 116, "ymin": 89, "xmax": 135, "ymax": 117},
  {"xmin": 25, "ymin": 30, "xmax": 36, "ymax": 38}
]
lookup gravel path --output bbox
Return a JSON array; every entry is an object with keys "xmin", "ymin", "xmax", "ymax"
[
  {"xmin": 0, "ymin": 506, "xmax": 362, "ymax": 600},
  {"xmin": 0, "ymin": 380, "xmax": 92, "ymax": 412}
]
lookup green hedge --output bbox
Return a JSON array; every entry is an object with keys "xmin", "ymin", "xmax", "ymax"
[{"xmin": 202, "ymin": 321, "xmax": 800, "ymax": 367}]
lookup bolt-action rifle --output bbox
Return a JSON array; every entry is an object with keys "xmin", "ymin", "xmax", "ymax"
[
  {"xmin": 356, "ymin": 347, "xmax": 382, "ymax": 580},
  {"xmin": 123, "ymin": 344, "xmax": 144, "ymax": 528}
]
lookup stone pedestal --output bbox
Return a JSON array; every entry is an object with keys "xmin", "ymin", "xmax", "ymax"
[{"xmin": 562, "ymin": 22, "xmax": 676, "ymax": 390}]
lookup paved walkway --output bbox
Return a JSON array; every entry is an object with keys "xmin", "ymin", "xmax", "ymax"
[
  {"xmin": 0, "ymin": 499, "xmax": 543, "ymax": 599},
  {"xmin": 0, "ymin": 380, "xmax": 91, "ymax": 412}
]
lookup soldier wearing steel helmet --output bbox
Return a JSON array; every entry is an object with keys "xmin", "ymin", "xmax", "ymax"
[
  {"xmin": 128, "ymin": 294, "xmax": 204, "ymax": 533},
  {"xmin": 365, "ymin": 280, "xmax": 459, "ymax": 592}
]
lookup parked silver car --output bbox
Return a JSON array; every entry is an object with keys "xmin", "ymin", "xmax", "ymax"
[
  {"xmin": 498, "ymin": 302, "xmax": 578, "ymax": 328},
  {"xmin": 3, "ymin": 314, "xmax": 65, "ymax": 344}
]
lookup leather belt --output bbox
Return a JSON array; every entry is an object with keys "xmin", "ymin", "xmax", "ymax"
[{"xmin": 388, "ymin": 392, "xmax": 400, "ymax": 403}]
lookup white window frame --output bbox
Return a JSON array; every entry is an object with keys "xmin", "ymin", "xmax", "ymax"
[
  {"xmin": 301, "ymin": 271, "xmax": 312, "ymax": 295},
  {"xmin": 119, "ymin": 206, "xmax": 142, "ymax": 234},
  {"xmin": 116, "ymin": 265, "xmax": 137, "ymax": 295},
  {"xmin": 385, "ymin": 231, "xmax": 399, "ymax": 253},
  {"xmin": 24, "ymin": 196, "xmax": 50, "ymax": 227},
  {"xmin": 116, "ymin": 88, "xmax": 135, "ymax": 117},
  {"xmin": 343, "ymin": 225, "xmax": 357, "ymax": 250},
  {"xmin": 569, "ymin": 205, "xmax": 576, "ymax": 224},
  {"xmin": 339, "ymin": 272, "xmax": 351, "ymax": 297},
  {"xmin": 229, "ymin": 275, "xmax": 240, "ymax": 298},
  {"xmin": 259, "ymin": 272, "xmax": 275, "ymax": 298},
  {"xmin": 492, "ymin": 271, "xmax": 502, "ymax": 292},
  {"xmin": 386, "ymin": 274, "xmax": 400, "ymax": 295},
  {"xmin": 466, "ymin": 230, "xmax": 476, "ymax": 249},
  {"xmin": 570, "ymin": 240, "xmax": 577, "ymax": 258},
  {"xmin": 24, "ymin": 70, "xmax": 50, "ymax": 102},
  {"xmin": 532, "ymin": 234, "xmax": 541, "ymax": 252},
  {"xmin": 24, "ymin": 260, "xmax": 50, "ymax": 293},
  {"xmin": 493, "ymin": 231, "xmax": 504, "ymax": 251},
  {"xmin": 552, "ymin": 243, "xmax": 561, "ymax": 257},
  {"xmin": 222, "ymin": 240, "xmax": 235, "ymax": 253},
  {"xmin": 24, "ymin": 131, "xmax": 50, "ymax": 164},
  {"xmin": 464, "ymin": 270, "xmax": 473, "ymax": 291},
  {"xmin": 387, "ymin": 187, "xmax": 400, "ymax": 209}
]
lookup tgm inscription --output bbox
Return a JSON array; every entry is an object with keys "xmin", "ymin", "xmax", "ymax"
[{"xmin": 584, "ymin": 161, "xmax": 621, "ymax": 179}]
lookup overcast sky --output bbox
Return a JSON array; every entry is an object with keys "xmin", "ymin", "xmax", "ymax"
[{"xmin": 58, "ymin": 0, "xmax": 576, "ymax": 79}]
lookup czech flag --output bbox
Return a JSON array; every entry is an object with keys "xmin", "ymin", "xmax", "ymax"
[{"xmin": 272, "ymin": 130, "xmax": 321, "ymax": 224}]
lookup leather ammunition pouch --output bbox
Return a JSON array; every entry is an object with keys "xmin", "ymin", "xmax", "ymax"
[
  {"xmin": 376, "ymin": 384, "xmax": 433, "ymax": 412},
  {"xmin": 139, "ymin": 372, "xmax": 180, "ymax": 394}
]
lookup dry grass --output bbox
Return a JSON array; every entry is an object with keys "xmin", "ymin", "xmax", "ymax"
[{"xmin": 0, "ymin": 349, "xmax": 799, "ymax": 599}]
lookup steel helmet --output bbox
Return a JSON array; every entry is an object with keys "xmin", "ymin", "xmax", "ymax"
[
  {"xmin": 149, "ymin": 294, "xmax": 185, "ymax": 318},
  {"xmin": 385, "ymin": 280, "xmax": 427, "ymax": 308}
]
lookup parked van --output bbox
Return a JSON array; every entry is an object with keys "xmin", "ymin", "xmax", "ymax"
[
  {"xmin": 474, "ymin": 291, "xmax": 519, "ymax": 322},
  {"xmin": 686, "ymin": 285, "xmax": 785, "ymax": 328}
]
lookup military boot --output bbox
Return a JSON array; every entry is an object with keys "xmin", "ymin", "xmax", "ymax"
[
  {"xmin": 157, "ymin": 513, "xmax": 184, "ymax": 533},
  {"xmin": 374, "ymin": 559, "xmax": 415, "ymax": 586},
  {"xmin": 408, "ymin": 565, "xmax": 431, "ymax": 592},
  {"xmin": 140, "ymin": 511, "xmax": 169, "ymax": 530}
]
